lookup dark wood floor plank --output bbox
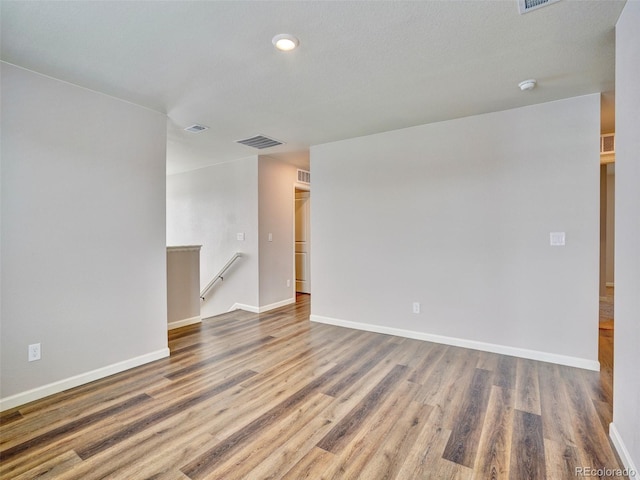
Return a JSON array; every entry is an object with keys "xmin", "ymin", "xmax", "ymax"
[
  {"xmin": 10, "ymin": 450, "xmax": 83, "ymax": 480},
  {"xmin": 0, "ymin": 410, "xmax": 23, "ymax": 427},
  {"xmin": 164, "ymin": 334, "xmax": 275, "ymax": 380},
  {"xmin": 493, "ymin": 355, "xmax": 517, "ymax": 389},
  {"xmin": 559, "ymin": 364, "xmax": 621, "ymax": 472},
  {"xmin": 343, "ymin": 397, "xmax": 432, "ymax": 480},
  {"xmin": 515, "ymin": 358, "xmax": 541, "ymax": 415},
  {"xmin": 580, "ymin": 365, "xmax": 611, "ymax": 405},
  {"xmin": 416, "ymin": 346, "xmax": 479, "ymax": 418},
  {"xmin": 393, "ymin": 418, "xmax": 453, "ymax": 479},
  {"xmin": 476, "ymin": 351, "xmax": 501, "ymax": 372},
  {"xmin": 407, "ymin": 343, "xmax": 448, "ymax": 385},
  {"xmin": 75, "ymin": 369, "xmax": 256, "ymax": 460},
  {"xmin": 442, "ymin": 368, "xmax": 492, "ymax": 468},
  {"xmin": 196, "ymin": 393, "xmax": 335, "ymax": 480},
  {"xmin": 592, "ymin": 398, "xmax": 613, "ymax": 432},
  {"xmin": 319, "ymin": 380, "xmax": 420, "ymax": 479},
  {"xmin": 316, "ymin": 364, "xmax": 409, "ymax": 453},
  {"xmin": 537, "ymin": 362, "xmax": 577, "ymax": 447},
  {"xmin": 472, "ymin": 385, "xmax": 514, "ymax": 480},
  {"xmin": 544, "ymin": 438, "xmax": 580, "ymax": 480},
  {"xmin": 179, "ymin": 367, "xmax": 338, "ymax": 479},
  {"xmin": 280, "ymin": 446, "xmax": 335, "ymax": 480},
  {"xmin": 186, "ymin": 354, "xmax": 339, "ymax": 443},
  {"xmin": 393, "ymin": 337, "xmax": 433, "ymax": 368},
  {"xmin": 322, "ymin": 340, "xmax": 399, "ymax": 397},
  {"xmin": 0, "ymin": 393, "xmax": 152, "ymax": 463},
  {"xmin": 509, "ymin": 409, "xmax": 546, "ymax": 480},
  {"xmin": 59, "ymin": 429, "xmax": 217, "ymax": 480}
]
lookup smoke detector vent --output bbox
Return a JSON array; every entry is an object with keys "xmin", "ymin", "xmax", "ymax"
[
  {"xmin": 297, "ymin": 169, "xmax": 310, "ymax": 184},
  {"xmin": 518, "ymin": 0, "xmax": 560, "ymax": 14},
  {"xmin": 184, "ymin": 124, "xmax": 208, "ymax": 133},
  {"xmin": 236, "ymin": 135, "xmax": 284, "ymax": 149}
]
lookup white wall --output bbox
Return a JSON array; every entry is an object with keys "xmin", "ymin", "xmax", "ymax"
[
  {"xmin": 166, "ymin": 157, "xmax": 259, "ymax": 317},
  {"xmin": 311, "ymin": 95, "xmax": 600, "ymax": 369},
  {"xmin": 611, "ymin": 1, "xmax": 640, "ymax": 473},
  {"xmin": 0, "ymin": 64, "xmax": 168, "ymax": 407}
]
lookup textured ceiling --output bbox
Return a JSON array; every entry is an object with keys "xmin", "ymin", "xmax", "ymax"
[{"xmin": 1, "ymin": 0, "xmax": 624, "ymax": 174}]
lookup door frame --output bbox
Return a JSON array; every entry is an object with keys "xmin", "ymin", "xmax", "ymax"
[{"xmin": 293, "ymin": 184, "xmax": 311, "ymax": 297}]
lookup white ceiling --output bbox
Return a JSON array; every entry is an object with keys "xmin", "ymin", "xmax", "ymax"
[{"xmin": 1, "ymin": 0, "xmax": 624, "ymax": 175}]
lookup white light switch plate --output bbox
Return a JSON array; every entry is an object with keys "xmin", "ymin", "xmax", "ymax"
[
  {"xmin": 550, "ymin": 232, "xmax": 566, "ymax": 246},
  {"xmin": 237, "ymin": 232, "xmax": 245, "ymax": 241}
]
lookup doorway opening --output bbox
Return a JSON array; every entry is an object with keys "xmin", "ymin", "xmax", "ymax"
[
  {"xmin": 598, "ymin": 93, "xmax": 615, "ymax": 420},
  {"xmin": 599, "ymin": 160, "xmax": 615, "ymax": 376},
  {"xmin": 294, "ymin": 188, "xmax": 310, "ymax": 296}
]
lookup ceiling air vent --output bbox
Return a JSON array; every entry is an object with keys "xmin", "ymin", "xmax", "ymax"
[
  {"xmin": 518, "ymin": 0, "xmax": 560, "ymax": 14},
  {"xmin": 236, "ymin": 135, "xmax": 284, "ymax": 149},
  {"xmin": 297, "ymin": 169, "xmax": 310, "ymax": 184},
  {"xmin": 601, "ymin": 134, "xmax": 615, "ymax": 154},
  {"xmin": 184, "ymin": 124, "xmax": 208, "ymax": 133}
]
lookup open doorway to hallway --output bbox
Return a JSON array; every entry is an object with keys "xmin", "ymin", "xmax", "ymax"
[
  {"xmin": 599, "ymin": 160, "xmax": 615, "ymax": 333},
  {"xmin": 598, "ymin": 94, "xmax": 615, "ymax": 423},
  {"xmin": 294, "ymin": 188, "xmax": 311, "ymax": 295}
]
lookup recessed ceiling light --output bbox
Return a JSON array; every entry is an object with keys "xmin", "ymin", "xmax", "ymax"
[
  {"xmin": 272, "ymin": 34, "xmax": 299, "ymax": 52},
  {"xmin": 518, "ymin": 79, "xmax": 537, "ymax": 91}
]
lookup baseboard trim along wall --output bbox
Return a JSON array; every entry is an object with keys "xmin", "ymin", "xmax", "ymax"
[
  {"xmin": 229, "ymin": 303, "xmax": 260, "ymax": 313},
  {"xmin": 229, "ymin": 297, "xmax": 296, "ymax": 314},
  {"xmin": 609, "ymin": 423, "xmax": 639, "ymax": 476},
  {"xmin": 167, "ymin": 315, "xmax": 202, "ymax": 330},
  {"xmin": 0, "ymin": 348, "xmax": 170, "ymax": 412},
  {"xmin": 310, "ymin": 315, "xmax": 600, "ymax": 371}
]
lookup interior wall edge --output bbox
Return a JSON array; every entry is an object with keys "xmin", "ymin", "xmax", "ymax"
[{"xmin": 610, "ymin": 422, "xmax": 640, "ymax": 475}]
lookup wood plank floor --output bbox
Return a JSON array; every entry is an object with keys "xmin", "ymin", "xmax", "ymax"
[{"xmin": 0, "ymin": 294, "xmax": 625, "ymax": 479}]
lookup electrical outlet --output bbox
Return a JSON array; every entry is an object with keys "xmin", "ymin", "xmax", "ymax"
[
  {"xmin": 412, "ymin": 302, "xmax": 421, "ymax": 314},
  {"xmin": 287, "ymin": 279, "xmax": 291, "ymax": 287},
  {"xmin": 28, "ymin": 343, "xmax": 41, "ymax": 362}
]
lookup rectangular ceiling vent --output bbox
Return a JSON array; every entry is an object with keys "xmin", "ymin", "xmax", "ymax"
[
  {"xmin": 236, "ymin": 135, "xmax": 284, "ymax": 149},
  {"xmin": 601, "ymin": 134, "xmax": 615, "ymax": 154},
  {"xmin": 297, "ymin": 169, "xmax": 311, "ymax": 184},
  {"xmin": 184, "ymin": 124, "xmax": 208, "ymax": 133},
  {"xmin": 518, "ymin": 0, "xmax": 560, "ymax": 14}
]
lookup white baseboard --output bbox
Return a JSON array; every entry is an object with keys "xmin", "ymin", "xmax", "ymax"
[
  {"xmin": 258, "ymin": 298, "xmax": 296, "ymax": 313},
  {"xmin": 229, "ymin": 297, "xmax": 295, "ymax": 314},
  {"xmin": 168, "ymin": 315, "xmax": 201, "ymax": 330},
  {"xmin": 610, "ymin": 423, "xmax": 639, "ymax": 476},
  {"xmin": 310, "ymin": 315, "xmax": 600, "ymax": 371},
  {"xmin": 0, "ymin": 348, "xmax": 170, "ymax": 412},
  {"xmin": 229, "ymin": 303, "xmax": 260, "ymax": 313}
]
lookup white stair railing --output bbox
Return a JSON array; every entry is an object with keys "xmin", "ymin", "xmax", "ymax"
[{"xmin": 200, "ymin": 252, "xmax": 242, "ymax": 300}]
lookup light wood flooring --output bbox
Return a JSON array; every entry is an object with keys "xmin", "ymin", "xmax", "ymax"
[{"xmin": 0, "ymin": 294, "xmax": 624, "ymax": 479}]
